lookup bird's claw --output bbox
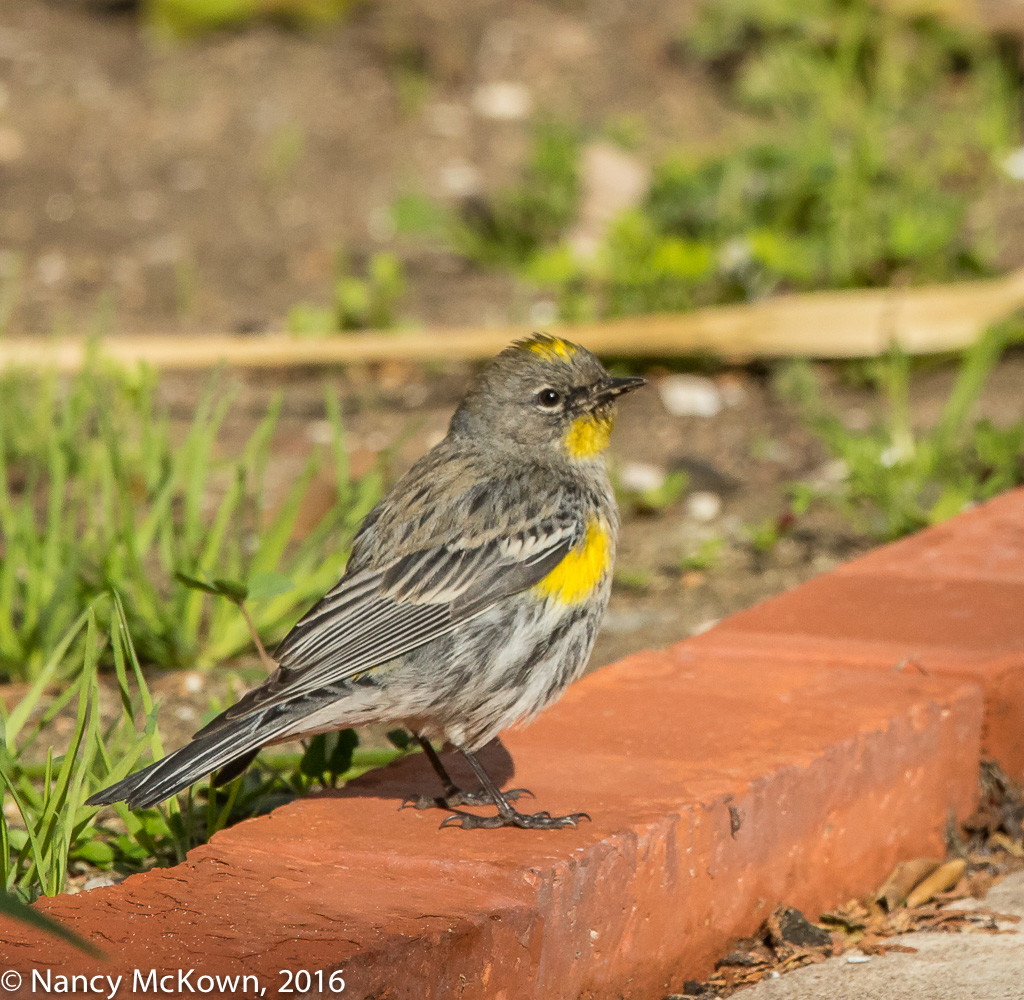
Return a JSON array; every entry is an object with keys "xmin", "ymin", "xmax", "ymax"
[{"xmin": 439, "ymin": 808, "xmax": 590, "ymax": 831}]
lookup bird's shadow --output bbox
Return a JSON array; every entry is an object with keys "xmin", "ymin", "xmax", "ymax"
[{"xmin": 319, "ymin": 738, "xmax": 515, "ymax": 803}]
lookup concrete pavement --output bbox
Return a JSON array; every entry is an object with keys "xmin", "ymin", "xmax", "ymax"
[{"xmin": 741, "ymin": 871, "xmax": 1024, "ymax": 1000}]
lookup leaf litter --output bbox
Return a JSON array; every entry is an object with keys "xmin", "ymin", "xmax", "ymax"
[{"xmin": 664, "ymin": 761, "xmax": 1024, "ymax": 999}]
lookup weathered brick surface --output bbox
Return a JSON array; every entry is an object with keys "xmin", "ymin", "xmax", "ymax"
[
  {"xmin": 698, "ymin": 490, "xmax": 1024, "ymax": 777},
  {"xmin": 2, "ymin": 651, "xmax": 981, "ymax": 999}
]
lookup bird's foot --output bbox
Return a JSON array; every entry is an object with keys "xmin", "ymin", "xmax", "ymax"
[
  {"xmin": 439, "ymin": 807, "xmax": 589, "ymax": 831},
  {"xmin": 401, "ymin": 787, "xmax": 533, "ymax": 811}
]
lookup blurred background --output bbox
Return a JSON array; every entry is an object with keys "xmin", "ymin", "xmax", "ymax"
[
  {"xmin": 4, "ymin": 0, "xmax": 1024, "ymax": 908},
  {"xmin": 5, "ymin": 0, "xmax": 1024, "ymax": 336}
]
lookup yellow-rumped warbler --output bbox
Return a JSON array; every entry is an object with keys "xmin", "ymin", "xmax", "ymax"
[{"xmin": 88, "ymin": 334, "xmax": 644, "ymax": 829}]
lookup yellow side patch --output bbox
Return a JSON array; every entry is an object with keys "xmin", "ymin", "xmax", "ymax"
[
  {"xmin": 533, "ymin": 518, "xmax": 611, "ymax": 605},
  {"xmin": 524, "ymin": 336, "xmax": 577, "ymax": 361},
  {"xmin": 565, "ymin": 413, "xmax": 614, "ymax": 459}
]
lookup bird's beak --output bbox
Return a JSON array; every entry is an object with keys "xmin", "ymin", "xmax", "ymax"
[{"xmin": 592, "ymin": 375, "xmax": 646, "ymax": 405}]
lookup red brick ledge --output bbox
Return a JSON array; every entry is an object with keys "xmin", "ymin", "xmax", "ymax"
[
  {"xmin": 693, "ymin": 488, "xmax": 1024, "ymax": 780},
  {"xmin": 7, "ymin": 490, "xmax": 1024, "ymax": 998}
]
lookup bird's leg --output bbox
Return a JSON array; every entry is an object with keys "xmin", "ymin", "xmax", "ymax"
[
  {"xmin": 439, "ymin": 745, "xmax": 588, "ymax": 831},
  {"xmin": 402, "ymin": 733, "xmax": 532, "ymax": 810}
]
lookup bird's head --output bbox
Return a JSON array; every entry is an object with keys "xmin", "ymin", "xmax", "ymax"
[{"xmin": 449, "ymin": 334, "xmax": 645, "ymax": 460}]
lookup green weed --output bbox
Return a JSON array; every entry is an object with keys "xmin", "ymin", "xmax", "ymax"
[
  {"xmin": 679, "ymin": 535, "xmax": 725, "ymax": 572},
  {"xmin": 525, "ymin": 0, "xmax": 1015, "ymax": 319},
  {"xmin": 744, "ymin": 513, "xmax": 793, "ymax": 554},
  {"xmin": 145, "ymin": 0, "xmax": 359, "ymax": 36},
  {"xmin": 453, "ymin": 122, "xmax": 582, "ymax": 267},
  {"xmin": 0, "ymin": 360, "xmax": 380, "ymax": 682},
  {"xmin": 2, "ymin": 595, "xmax": 410, "ymax": 901},
  {"xmin": 0, "ymin": 888, "xmax": 100, "ymax": 954},
  {"xmin": 2, "ymin": 600, "xmax": 161, "ymax": 899},
  {"xmin": 780, "ymin": 326, "xmax": 1024, "ymax": 539},
  {"xmin": 288, "ymin": 251, "xmax": 406, "ymax": 333},
  {"xmin": 615, "ymin": 468, "xmax": 690, "ymax": 515},
  {"xmin": 263, "ymin": 123, "xmax": 306, "ymax": 185},
  {"xmin": 390, "ymin": 193, "xmax": 451, "ymax": 241},
  {"xmin": 613, "ymin": 567, "xmax": 653, "ymax": 592}
]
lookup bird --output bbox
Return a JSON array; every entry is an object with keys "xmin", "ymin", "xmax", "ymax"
[{"xmin": 88, "ymin": 334, "xmax": 645, "ymax": 830}]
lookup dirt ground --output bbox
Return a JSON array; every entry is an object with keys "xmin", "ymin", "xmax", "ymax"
[{"xmin": 0, "ymin": 0, "xmax": 732, "ymax": 337}]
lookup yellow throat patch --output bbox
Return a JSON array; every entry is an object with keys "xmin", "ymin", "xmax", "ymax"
[
  {"xmin": 565, "ymin": 412, "xmax": 614, "ymax": 459},
  {"xmin": 533, "ymin": 518, "xmax": 611, "ymax": 605}
]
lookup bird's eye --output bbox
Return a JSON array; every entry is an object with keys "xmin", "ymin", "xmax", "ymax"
[{"xmin": 535, "ymin": 388, "xmax": 563, "ymax": 410}]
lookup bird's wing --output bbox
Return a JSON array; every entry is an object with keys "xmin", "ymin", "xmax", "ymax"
[{"xmin": 209, "ymin": 511, "xmax": 580, "ymax": 725}]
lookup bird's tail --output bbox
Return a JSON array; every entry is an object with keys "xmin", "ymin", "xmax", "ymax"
[{"xmin": 86, "ymin": 709, "xmax": 286, "ymax": 810}]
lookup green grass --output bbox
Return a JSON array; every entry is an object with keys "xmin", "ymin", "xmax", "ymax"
[
  {"xmin": 449, "ymin": 122, "xmax": 583, "ymax": 268},
  {"xmin": 288, "ymin": 251, "xmax": 406, "ymax": 334},
  {"xmin": 3, "ymin": 599, "xmax": 165, "ymax": 900},
  {"xmin": 1, "ymin": 595, "xmax": 410, "ymax": 902},
  {"xmin": 145, "ymin": 0, "xmax": 360, "ymax": 36},
  {"xmin": 679, "ymin": 535, "xmax": 725, "ymax": 572},
  {"xmin": 0, "ymin": 359, "xmax": 417, "ymax": 901},
  {"xmin": 779, "ymin": 325, "xmax": 1024, "ymax": 539},
  {"xmin": 614, "ymin": 468, "xmax": 690, "ymax": 515},
  {"xmin": 0, "ymin": 358, "xmax": 381, "ymax": 683}
]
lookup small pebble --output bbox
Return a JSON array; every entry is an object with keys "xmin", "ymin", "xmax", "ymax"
[
  {"xmin": 719, "ymin": 236, "xmax": 752, "ymax": 272},
  {"xmin": 659, "ymin": 375, "xmax": 723, "ymax": 418},
  {"xmin": 439, "ymin": 162, "xmax": 481, "ymax": 197},
  {"xmin": 36, "ymin": 251, "xmax": 66, "ymax": 286},
  {"xmin": 182, "ymin": 671, "xmax": 204, "ymax": 695},
  {"xmin": 568, "ymin": 141, "xmax": 649, "ymax": 259},
  {"xmin": 843, "ymin": 407, "xmax": 871, "ymax": 431},
  {"xmin": 847, "ymin": 954, "xmax": 872, "ymax": 964},
  {"xmin": 0, "ymin": 126, "xmax": 25, "ymax": 163},
  {"xmin": 529, "ymin": 299, "xmax": 557, "ymax": 327},
  {"xmin": 83, "ymin": 875, "xmax": 118, "ymax": 892},
  {"xmin": 306, "ymin": 420, "xmax": 334, "ymax": 446},
  {"xmin": 718, "ymin": 377, "xmax": 747, "ymax": 408},
  {"xmin": 1004, "ymin": 147, "xmax": 1024, "ymax": 181},
  {"xmin": 472, "ymin": 81, "xmax": 532, "ymax": 121},
  {"xmin": 686, "ymin": 491, "xmax": 722, "ymax": 523},
  {"xmin": 812, "ymin": 458, "xmax": 848, "ymax": 486},
  {"xmin": 880, "ymin": 444, "xmax": 907, "ymax": 468},
  {"xmin": 756, "ymin": 438, "xmax": 791, "ymax": 464},
  {"xmin": 620, "ymin": 461, "xmax": 666, "ymax": 494}
]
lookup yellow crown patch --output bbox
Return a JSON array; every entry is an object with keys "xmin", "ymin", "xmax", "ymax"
[{"xmin": 521, "ymin": 335, "xmax": 578, "ymax": 361}]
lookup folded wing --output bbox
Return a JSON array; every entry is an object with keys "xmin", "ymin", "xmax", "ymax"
[{"xmin": 207, "ymin": 511, "xmax": 580, "ymax": 725}]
